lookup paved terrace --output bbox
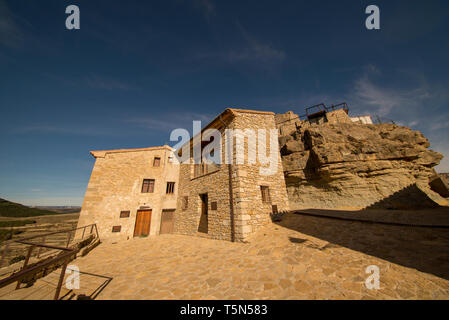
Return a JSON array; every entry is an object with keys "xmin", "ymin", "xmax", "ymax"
[{"xmin": 1, "ymin": 211, "xmax": 449, "ymax": 300}]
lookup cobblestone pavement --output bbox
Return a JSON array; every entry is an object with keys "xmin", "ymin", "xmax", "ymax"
[{"xmin": 3, "ymin": 212, "xmax": 449, "ymax": 299}]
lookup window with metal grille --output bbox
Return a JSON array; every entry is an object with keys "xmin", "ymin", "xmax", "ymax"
[
  {"xmin": 182, "ymin": 196, "xmax": 188, "ymax": 210},
  {"xmin": 260, "ymin": 186, "xmax": 271, "ymax": 203},
  {"xmin": 166, "ymin": 182, "xmax": 175, "ymax": 194},
  {"xmin": 153, "ymin": 157, "xmax": 161, "ymax": 167},
  {"xmin": 141, "ymin": 179, "xmax": 155, "ymax": 193}
]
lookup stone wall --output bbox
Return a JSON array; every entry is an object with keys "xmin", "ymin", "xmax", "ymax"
[
  {"xmin": 174, "ymin": 113, "xmax": 233, "ymax": 240},
  {"xmin": 76, "ymin": 146, "xmax": 179, "ymax": 241},
  {"xmin": 231, "ymin": 111, "xmax": 290, "ymax": 239},
  {"xmin": 174, "ymin": 109, "xmax": 290, "ymax": 242}
]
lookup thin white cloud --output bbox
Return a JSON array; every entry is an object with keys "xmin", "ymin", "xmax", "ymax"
[
  {"xmin": 0, "ymin": 0, "xmax": 24, "ymax": 48},
  {"xmin": 192, "ymin": 22, "xmax": 285, "ymax": 67},
  {"xmin": 430, "ymin": 120, "xmax": 449, "ymax": 131},
  {"xmin": 432, "ymin": 140, "xmax": 449, "ymax": 173},
  {"xmin": 193, "ymin": 0, "xmax": 216, "ymax": 21},
  {"xmin": 12, "ymin": 124, "xmax": 121, "ymax": 137},
  {"xmin": 349, "ymin": 67, "xmax": 437, "ymax": 117},
  {"xmin": 127, "ymin": 112, "xmax": 214, "ymax": 132},
  {"xmin": 86, "ymin": 74, "xmax": 137, "ymax": 91},
  {"xmin": 228, "ymin": 22, "xmax": 285, "ymax": 63}
]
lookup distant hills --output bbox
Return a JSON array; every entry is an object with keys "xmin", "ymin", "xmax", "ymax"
[{"xmin": 0, "ymin": 198, "xmax": 80, "ymax": 218}]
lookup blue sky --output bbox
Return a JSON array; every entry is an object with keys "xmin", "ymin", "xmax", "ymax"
[{"xmin": 1, "ymin": 0, "xmax": 448, "ymax": 206}]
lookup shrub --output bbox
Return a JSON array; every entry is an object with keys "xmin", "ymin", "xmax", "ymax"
[{"xmin": 9, "ymin": 255, "xmax": 26, "ymax": 265}]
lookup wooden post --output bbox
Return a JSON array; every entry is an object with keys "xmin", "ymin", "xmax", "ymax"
[
  {"xmin": 16, "ymin": 245, "xmax": 35, "ymax": 290},
  {"xmin": 90, "ymin": 224, "xmax": 94, "ymax": 234},
  {"xmin": 81, "ymin": 226, "xmax": 86, "ymax": 240},
  {"xmin": 0, "ymin": 242, "xmax": 10, "ymax": 268},
  {"xmin": 54, "ymin": 261, "xmax": 68, "ymax": 300},
  {"xmin": 37, "ymin": 236, "xmax": 46, "ymax": 259},
  {"xmin": 94, "ymin": 224, "xmax": 100, "ymax": 241},
  {"xmin": 66, "ymin": 231, "xmax": 72, "ymax": 248}
]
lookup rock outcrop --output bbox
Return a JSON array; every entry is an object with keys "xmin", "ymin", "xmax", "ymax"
[{"xmin": 276, "ymin": 110, "xmax": 448, "ymax": 209}]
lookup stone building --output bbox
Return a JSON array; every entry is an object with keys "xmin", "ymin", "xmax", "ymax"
[
  {"xmin": 174, "ymin": 108, "xmax": 290, "ymax": 242},
  {"xmin": 77, "ymin": 105, "xmax": 447, "ymax": 242},
  {"xmin": 77, "ymin": 108, "xmax": 290, "ymax": 242},
  {"xmin": 76, "ymin": 145, "xmax": 179, "ymax": 241}
]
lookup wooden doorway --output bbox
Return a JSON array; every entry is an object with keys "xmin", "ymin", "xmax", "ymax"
[
  {"xmin": 160, "ymin": 209, "xmax": 175, "ymax": 234},
  {"xmin": 134, "ymin": 210, "xmax": 152, "ymax": 237},
  {"xmin": 198, "ymin": 193, "xmax": 208, "ymax": 233}
]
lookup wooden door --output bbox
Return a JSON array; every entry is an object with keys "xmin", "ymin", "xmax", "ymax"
[
  {"xmin": 198, "ymin": 193, "xmax": 208, "ymax": 233},
  {"xmin": 134, "ymin": 210, "xmax": 152, "ymax": 237},
  {"xmin": 160, "ymin": 209, "xmax": 175, "ymax": 234}
]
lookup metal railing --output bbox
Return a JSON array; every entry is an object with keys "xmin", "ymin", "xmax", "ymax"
[
  {"xmin": 0, "ymin": 224, "xmax": 99, "ymax": 300},
  {"xmin": 372, "ymin": 115, "xmax": 396, "ymax": 124},
  {"xmin": 276, "ymin": 102, "xmax": 351, "ymax": 127}
]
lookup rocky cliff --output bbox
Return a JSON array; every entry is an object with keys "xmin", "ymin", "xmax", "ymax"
[{"xmin": 276, "ymin": 111, "xmax": 448, "ymax": 209}]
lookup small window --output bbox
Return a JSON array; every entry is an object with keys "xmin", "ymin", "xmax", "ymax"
[
  {"xmin": 211, "ymin": 201, "xmax": 217, "ymax": 210},
  {"xmin": 120, "ymin": 211, "xmax": 130, "ymax": 218},
  {"xmin": 260, "ymin": 186, "xmax": 271, "ymax": 203},
  {"xmin": 182, "ymin": 196, "xmax": 188, "ymax": 210},
  {"xmin": 153, "ymin": 157, "xmax": 161, "ymax": 167},
  {"xmin": 112, "ymin": 226, "xmax": 121, "ymax": 233},
  {"xmin": 142, "ymin": 179, "xmax": 155, "ymax": 193},
  {"xmin": 166, "ymin": 182, "xmax": 175, "ymax": 194}
]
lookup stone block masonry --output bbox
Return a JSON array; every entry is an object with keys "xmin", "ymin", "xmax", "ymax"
[
  {"xmin": 78, "ymin": 106, "xmax": 446, "ymax": 244},
  {"xmin": 174, "ymin": 109, "xmax": 290, "ymax": 242},
  {"xmin": 76, "ymin": 146, "xmax": 179, "ymax": 242}
]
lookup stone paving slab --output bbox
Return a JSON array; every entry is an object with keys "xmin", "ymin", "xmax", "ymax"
[{"xmin": 2, "ymin": 212, "xmax": 449, "ymax": 300}]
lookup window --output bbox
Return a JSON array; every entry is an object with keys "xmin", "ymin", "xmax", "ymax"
[
  {"xmin": 260, "ymin": 186, "xmax": 271, "ymax": 203},
  {"xmin": 211, "ymin": 201, "xmax": 218, "ymax": 210},
  {"xmin": 153, "ymin": 157, "xmax": 161, "ymax": 167},
  {"xmin": 120, "ymin": 211, "xmax": 130, "ymax": 218},
  {"xmin": 142, "ymin": 179, "xmax": 155, "ymax": 193},
  {"xmin": 112, "ymin": 226, "xmax": 121, "ymax": 232},
  {"xmin": 182, "ymin": 196, "xmax": 188, "ymax": 210},
  {"xmin": 166, "ymin": 182, "xmax": 175, "ymax": 194},
  {"xmin": 193, "ymin": 162, "xmax": 220, "ymax": 178}
]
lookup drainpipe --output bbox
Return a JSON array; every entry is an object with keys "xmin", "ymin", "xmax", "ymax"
[{"xmin": 218, "ymin": 113, "xmax": 235, "ymax": 242}]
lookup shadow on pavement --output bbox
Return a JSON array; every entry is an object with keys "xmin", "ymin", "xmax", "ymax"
[{"xmin": 276, "ymin": 212, "xmax": 449, "ymax": 281}]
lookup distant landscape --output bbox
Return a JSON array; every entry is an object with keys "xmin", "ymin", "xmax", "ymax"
[
  {"xmin": 0, "ymin": 198, "xmax": 80, "ymax": 218},
  {"xmin": 0, "ymin": 198, "xmax": 80, "ymax": 262}
]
